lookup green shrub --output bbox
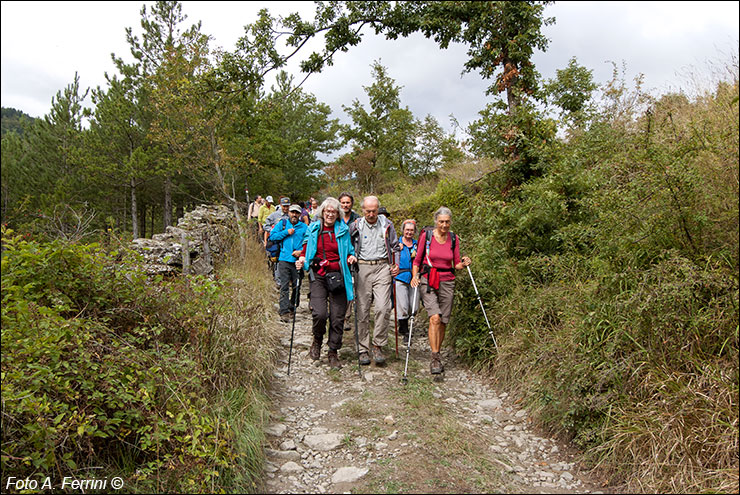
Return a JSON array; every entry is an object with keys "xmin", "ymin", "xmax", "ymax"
[
  {"xmin": 1, "ymin": 229, "xmax": 278, "ymax": 493},
  {"xmin": 444, "ymin": 78, "xmax": 738, "ymax": 493}
]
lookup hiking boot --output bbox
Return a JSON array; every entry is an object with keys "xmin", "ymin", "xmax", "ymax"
[
  {"xmin": 430, "ymin": 352, "xmax": 444, "ymax": 374},
  {"xmin": 358, "ymin": 352, "xmax": 371, "ymax": 366},
  {"xmin": 328, "ymin": 350, "xmax": 341, "ymax": 370},
  {"xmin": 309, "ymin": 338, "xmax": 321, "ymax": 361},
  {"xmin": 372, "ymin": 345, "xmax": 386, "ymax": 366},
  {"xmin": 280, "ymin": 312, "xmax": 291, "ymax": 323}
]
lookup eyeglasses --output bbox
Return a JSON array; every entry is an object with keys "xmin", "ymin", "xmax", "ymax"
[{"xmin": 324, "ymin": 209, "xmax": 338, "ymax": 215}]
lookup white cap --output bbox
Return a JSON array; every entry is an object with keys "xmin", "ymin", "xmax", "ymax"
[{"xmin": 265, "ymin": 196, "xmax": 273, "ymax": 203}]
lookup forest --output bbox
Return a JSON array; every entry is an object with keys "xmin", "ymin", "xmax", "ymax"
[{"xmin": 1, "ymin": 1, "xmax": 738, "ymax": 493}]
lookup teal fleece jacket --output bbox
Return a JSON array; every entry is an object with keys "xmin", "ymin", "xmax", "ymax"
[{"xmin": 302, "ymin": 220, "xmax": 355, "ymax": 301}]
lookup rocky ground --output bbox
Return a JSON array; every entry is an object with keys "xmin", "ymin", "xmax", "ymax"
[{"xmin": 259, "ymin": 286, "xmax": 616, "ymax": 494}]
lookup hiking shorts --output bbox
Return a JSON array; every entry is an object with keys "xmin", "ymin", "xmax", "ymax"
[{"xmin": 419, "ymin": 278, "xmax": 455, "ymax": 324}]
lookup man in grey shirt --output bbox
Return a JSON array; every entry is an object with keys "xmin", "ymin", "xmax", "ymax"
[{"xmin": 349, "ymin": 196, "xmax": 400, "ymax": 366}]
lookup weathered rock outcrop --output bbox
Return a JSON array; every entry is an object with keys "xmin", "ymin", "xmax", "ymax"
[{"xmin": 130, "ymin": 204, "xmax": 238, "ymax": 276}]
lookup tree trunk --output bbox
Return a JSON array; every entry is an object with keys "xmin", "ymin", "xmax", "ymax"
[
  {"xmin": 163, "ymin": 175, "xmax": 172, "ymax": 229},
  {"xmin": 175, "ymin": 198, "xmax": 184, "ymax": 224},
  {"xmin": 130, "ymin": 177, "xmax": 139, "ymax": 239},
  {"xmin": 139, "ymin": 203, "xmax": 147, "ymax": 239}
]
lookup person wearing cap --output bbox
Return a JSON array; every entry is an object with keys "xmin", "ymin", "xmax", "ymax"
[
  {"xmin": 348, "ymin": 196, "xmax": 400, "ymax": 366},
  {"xmin": 257, "ymin": 196, "xmax": 276, "ymax": 243},
  {"xmin": 263, "ymin": 197, "xmax": 292, "ymax": 245},
  {"xmin": 269, "ymin": 204, "xmax": 309, "ymax": 322},
  {"xmin": 378, "ymin": 206, "xmax": 390, "ymax": 218},
  {"xmin": 264, "ymin": 198, "xmax": 292, "ymax": 286}
]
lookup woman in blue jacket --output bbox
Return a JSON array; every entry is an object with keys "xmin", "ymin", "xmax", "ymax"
[
  {"xmin": 394, "ymin": 219, "xmax": 420, "ymax": 344},
  {"xmin": 296, "ymin": 198, "xmax": 357, "ymax": 370}
]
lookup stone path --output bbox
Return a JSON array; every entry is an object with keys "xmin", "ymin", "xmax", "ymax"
[{"xmin": 260, "ymin": 287, "xmax": 612, "ymax": 494}]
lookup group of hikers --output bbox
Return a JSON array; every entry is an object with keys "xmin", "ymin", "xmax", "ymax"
[{"xmin": 247, "ymin": 192, "xmax": 471, "ymax": 376}]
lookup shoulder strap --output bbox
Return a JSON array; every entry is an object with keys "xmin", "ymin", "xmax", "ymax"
[{"xmin": 422, "ymin": 227, "xmax": 456, "ymax": 270}]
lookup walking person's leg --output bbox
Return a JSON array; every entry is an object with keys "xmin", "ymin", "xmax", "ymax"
[
  {"xmin": 355, "ymin": 264, "xmax": 373, "ymax": 364},
  {"xmin": 371, "ymin": 264, "xmax": 393, "ymax": 365},
  {"xmin": 278, "ymin": 261, "xmax": 293, "ymax": 320},
  {"xmin": 396, "ymin": 280, "xmax": 411, "ymax": 343},
  {"xmin": 429, "ymin": 280, "xmax": 455, "ymax": 374},
  {"xmin": 327, "ymin": 288, "xmax": 348, "ymax": 370},
  {"xmin": 309, "ymin": 277, "xmax": 330, "ymax": 361},
  {"xmin": 419, "ymin": 278, "xmax": 446, "ymax": 374}
]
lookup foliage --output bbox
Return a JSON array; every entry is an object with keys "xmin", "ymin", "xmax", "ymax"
[
  {"xmin": 1, "ymin": 229, "xmax": 279, "ymax": 493},
  {"xmin": 341, "ymin": 60, "xmax": 417, "ymax": 177},
  {"xmin": 446, "ymin": 75, "xmax": 739, "ymax": 493},
  {"xmin": 1, "ymin": 107, "xmax": 36, "ymax": 137}
]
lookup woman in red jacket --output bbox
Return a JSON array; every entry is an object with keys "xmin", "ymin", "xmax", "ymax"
[{"xmin": 411, "ymin": 207, "xmax": 471, "ymax": 375}]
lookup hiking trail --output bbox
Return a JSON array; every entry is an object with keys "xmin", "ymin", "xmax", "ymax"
[{"xmin": 259, "ymin": 284, "xmax": 615, "ymax": 494}]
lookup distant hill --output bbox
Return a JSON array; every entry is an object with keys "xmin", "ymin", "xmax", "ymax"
[{"xmin": 1, "ymin": 107, "xmax": 37, "ymax": 137}]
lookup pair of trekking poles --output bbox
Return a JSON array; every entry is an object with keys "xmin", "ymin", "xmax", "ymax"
[
  {"xmin": 400, "ymin": 265, "xmax": 498, "ymax": 384},
  {"xmin": 288, "ymin": 263, "xmax": 497, "ymax": 382}
]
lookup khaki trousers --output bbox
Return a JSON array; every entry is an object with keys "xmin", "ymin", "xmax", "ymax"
[{"xmin": 356, "ymin": 263, "xmax": 393, "ymax": 353}]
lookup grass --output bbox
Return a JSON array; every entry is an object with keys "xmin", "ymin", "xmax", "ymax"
[{"xmin": 200, "ymin": 236, "xmax": 282, "ymax": 492}]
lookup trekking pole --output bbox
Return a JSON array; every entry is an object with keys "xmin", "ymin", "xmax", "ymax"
[
  {"xmin": 401, "ymin": 284, "xmax": 419, "ymax": 385},
  {"xmin": 287, "ymin": 269, "xmax": 304, "ymax": 375},
  {"xmin": 466, "ymin": 265, "xmax": 498, "ymax": 350},
  {"xmin": 351, "ymin": 264, "xmax": 364, "ymax": 381},
  {"xmin": 392, "ymin": 282, "xmax": 399, "ymax": 358}
]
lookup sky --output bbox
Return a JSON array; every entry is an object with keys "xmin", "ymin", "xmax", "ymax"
[{"xmin": 1, "ymin": 0, "xmax": 738, "ymax": 145}]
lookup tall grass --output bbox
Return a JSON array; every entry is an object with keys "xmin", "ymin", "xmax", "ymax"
[{"xmin": 388, "ymin": 70, "xmax": 739, "ymax": 493}]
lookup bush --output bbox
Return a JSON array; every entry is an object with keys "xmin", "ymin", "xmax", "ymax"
[
  {"xmin": 1, "ymin": 228, "xmax": 278, "ymax": 493},
  {"xmin": 446, "ymin": 78, "xmax": 738, "ymax": 493}
]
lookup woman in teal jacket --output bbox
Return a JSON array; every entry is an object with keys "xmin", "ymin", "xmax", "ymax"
[{"xmin": 296, "ymin": 197, "xmax": 357, "ymax": 370}]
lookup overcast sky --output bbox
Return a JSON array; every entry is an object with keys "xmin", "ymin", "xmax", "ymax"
[{"xmin": 2, "ymin": 1, "xmax": 738, "ymax": 143}]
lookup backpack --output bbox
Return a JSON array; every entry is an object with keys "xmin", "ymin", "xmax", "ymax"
[
  {"xmin": 419, "ymin": 226, "xmax": 457, "ymax": 274},
  {"xmin": 265, "ymin": 218, "xmax": 289, "ymax": 256}
]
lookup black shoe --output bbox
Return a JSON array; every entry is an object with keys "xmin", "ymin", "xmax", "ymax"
[
  {"xmin": 372, "ymin": 345, "xmax": 386, "ymax": 366},
  {"xmin": 358, "ymin": 352, "xmax": 371, "ymax": 366}
]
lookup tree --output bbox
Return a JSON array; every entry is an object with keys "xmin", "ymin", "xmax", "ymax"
[
  {"xmin": 543, "ymin": 57, "xmax": 599, "ymax": 131},
  {"xmin": 275, "ymin": 1, "xmax": 555, "ymax": 184},
  {"xmin": 87, "ymin": 75, "xmax": 153, "ymax": 237},
  {"xmin": 412, "ymin": 114, "xmax": 464, "ymax": 177},
  {"xmin": 341, "ymin": 61, "xmax": 417, "ymax": 179},
  {"xmin": 113, "ymin": 0, "xmax": 209, "ymax": 229},
  {"xmin": 24, "ymin": 74, "xmax": 90, "ymax": 212},
  {"xmin": 280, "ymin": 1, "xmax": 553, "ymax": 113}
]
